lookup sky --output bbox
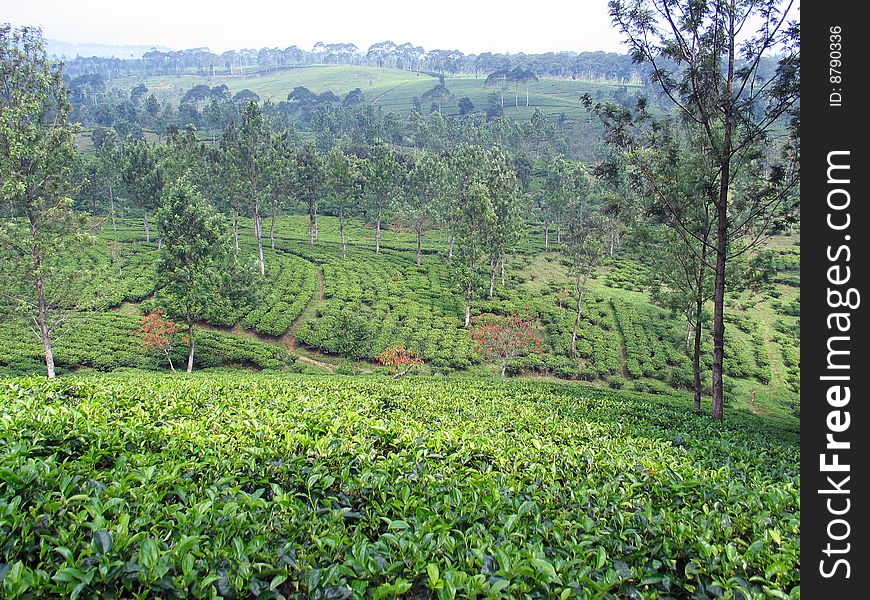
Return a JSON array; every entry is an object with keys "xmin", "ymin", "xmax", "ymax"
[{"xmin": 1, "ymin": 0, "xmax": 629, "ymax": 56}]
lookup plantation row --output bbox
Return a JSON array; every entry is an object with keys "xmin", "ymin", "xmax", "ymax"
[
  {"xmin": 0, "ymin": 313, "xmax": 291, "ymax": 377},
  {"xmin": 0, "ymin": 373, "xmax": 800, "ymax": 599}
]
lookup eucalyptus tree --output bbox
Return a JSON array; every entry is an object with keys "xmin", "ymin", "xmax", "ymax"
[
  {"xmin": 234, "ymin": 101, "xmax": 270, "ymax": 275},
  {"xmin": 264, "ymin": 131, "xmax": 295, "ymax": 249},
  {"xmin": 0, "ymin": 25, "xmax": 85, "ymax": 378},
  {"xmin": 293, "ymin": 142, "xmax": 326, "ymax": 245},
  {"xmin": 406, "ymin": 151, "xmax": 450, "ymax": 266},
  {"xmin": 92, "ymin": 127, "xmax": 122, "ymax": 231},
  {"xmin": 325, "ymin": 146, "xmax": 363, "ymax": 257},
  {"xmin": 482, "ymin": 149, "xmax": 521, "ymax": 298},
  {"xmin": 364, "ymin": 142, "xmax": 403, "ymax": 254},
  {"xmin": 563, "ymin": 200, "xmax": 608, "ymax": 356},
  {"xmin": 602, "ymin": 0, "xmax": 800, "ymax": 418}
]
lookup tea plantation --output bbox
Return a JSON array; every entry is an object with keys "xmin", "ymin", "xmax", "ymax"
[{"xmin": 0, "ymin": 373, "xmax": 799, "ymax": 599}]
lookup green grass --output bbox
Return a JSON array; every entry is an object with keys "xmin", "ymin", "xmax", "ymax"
[{"xmin": 0, "ymin": 372, "xmax": 799, "ymax": 599}]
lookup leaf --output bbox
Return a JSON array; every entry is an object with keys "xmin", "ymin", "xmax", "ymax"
[
  {"xmin": 530, "ymin": 558, "xmax": 561, "ymax": 583},
  {"xmin": 427, "ymin": 563, "xmax": 440, "ymax": 587},
  {"xmin": 596, "ymin": 546, "xmax": 607, "ymax": 570},
  {"xmin": 139, "ymin": 538, "xmax": 159, "ymax": 572},
  {"xmin": 93, "ymin": 530, "xmax": 112, "ymax": 555}
]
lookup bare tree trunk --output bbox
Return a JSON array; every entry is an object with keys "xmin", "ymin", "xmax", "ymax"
[
  {"xmin": 165, "ymin": 350, "xmax": 175, "ymax": 372},
  {"xmin": 254, "ymin": 202, "xmax": 265, "ymax": 275},
  {"xmin": 314, "ymin": 205, "xmax": 319, "ymax": 242},
  {"xmin": 570, "ymin": 274, "xmax": 586, "ymax": 356},
  {"xmin": 448, "ymin": 230, "xmax": 455, "ymax": 259},
  {"xmin": 693, "ymin": 298, "xmax": 704, "ymax": 412},
  {"xmin": 488, "ymin": 258, "xmax": 496, "ymax": 299},
  {"xmin": 232, "ymin": 208, "xmax": 239, "ymax": 252},
  {"xmin": 186, "ymin": 321, "xmax": 195, "ymax": 373},
  {"xmin": 143, "ymin": 209, "xmax": 150, "ymax": 243},
  {"xmin": 108, "ymin": 180, "xmax": 116, "ymax": 231},
  {"xmin": 270, "ymin": 202, "xmax": 277, "ymax": 249},
  {"xmin": 339, "ymin": 205, "xmax": 347, "ymax": 257},
  {"xmin": 556, "ymin": 216, "xmax": 562, "ymax": 243},
  {"xmin": 416, "ymin": 220, "xmax": 423, "ymax": 266},
  {"xmin": 375, "ymin": 210, "xmax": 382, "ymax": 253},
  {"xmin": 501, "ymin": 255, "xmax": 505, "ymax": 286},
  {"xmin": 464, "ymin": 279, "xmax": 473, "ymax": 327},
  {"xmin": 35, "ymin": 273, "xmax": 56, "ymax": 379},
  {"xmin": 544, "ymin": 222, "xmax": 550, "ymax": 250}
]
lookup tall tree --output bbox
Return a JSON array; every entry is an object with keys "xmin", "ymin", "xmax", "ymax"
[
  {"xmin": 0, "ymin": 25, "xmax": 84, "ymax": 378},
  {"xmin": 406, "ymin": 152, "xmax": 449, "ymax": 266},
  {"xmin": 92, "ymin": 127, "xmax": 122, "ymax": 231},
  {"xmin": 293, "ymin": 142, "xmax": 325, "ymax": 245},
  {"xmin": 604, "ymin": 0, "xmax": 800, "ymax": 418},
  {"xmin": 325, "ymin": 146, "xmax": 363, "ymax": 258},
  {"xmin": 264, "ymin": 131, "xmax": 295, "ymax": 249},
  {"xmin": 563, "ymin": 200, "xmax": 607, "ymax": 357},
  {"xmin": 155, "ymin": 178, "xmax": 254, "ymax": 372},
  {"xmin": 364, "ymin": 142, "xmax": 402, "ymax": 254},
  {"xmin": 234, "ymin": 101, "xmax": 270, "ymax": 275},
  {"xmin": 122, "ymin": 137, "xmax": 162, "ymax": 243}
]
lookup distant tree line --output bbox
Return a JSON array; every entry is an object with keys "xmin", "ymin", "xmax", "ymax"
[{"xmin": 60, "ymin": 43, "xmax": 646, "ymax": 84}]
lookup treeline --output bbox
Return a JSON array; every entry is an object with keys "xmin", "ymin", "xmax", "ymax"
[{"xmin": 61, "ymin": 43, "xmax": 644, "ymax": 83}]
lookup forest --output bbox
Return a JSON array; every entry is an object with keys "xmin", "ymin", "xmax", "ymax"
[{"xmin": 0, "ymin": 1, "xmax": 800, "ymax": 597}]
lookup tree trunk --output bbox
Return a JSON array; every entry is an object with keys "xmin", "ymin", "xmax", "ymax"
[
  {"xmin": 448, "ymin": 231, "xmax": 455, "ymax": 259},
  {"xmin": 501, "ymin": 361, "xmax": 507, "ymax": 378},
  {"xmin": 270, "ymin": 202, "xmax": 277, "ymax": 249},
  {"xmin": 556, "ymin": 216, "xmax": 562, "ymax": 243},
  {"xmin": 375, "ymin": 210, "xmax": 382, "ymax": 253},
  {"xmin": 35, "ymin": 272, "xmax": 56, "ymax": 379},
  {"xmin": 186, "ymin": 322, "xmax": 195, "ymax": 373},
  {"xmin": 488, "ymin": 258, "xmax": 496, "ymax": 299},
  {"xmin": 314, "ymin": 205, "xmax": 319, "ymax": 242},
  {"xmin": 693, "ymin": 298, "xmax": 704, "ymax": 412},
  {"xmin": 143, "ymin": 209, "xmax": 150, "ymax": 243},
  {"xmin": 165, "ymin": 350, "xmax": 175, "ymax": 372},
  {"xmin": 107, "ymin": 180, "xmax": 116, "ymax": 231},
  {"xmin": 339, "ymin": 205, "xmax": 347, "ymax": 257},
  {"xmin": 254, "ymin": 202, "xmax": 265, "ymax": 275},
  {"xmin": 501, "ymin": 256, "xmax": 505, "ymax": 286},
  {"xmin": 570, "ymin": 275, "xmax": 585, "ymax": 356},
  {"xmin": 544, "ymin": 222, "xmax": 550, "ymax": 250},
  {"xmin": 416, "ymin": 221, "xmax": 423, "ymax": 266},
  {"xmin": 464, "ymin": 278, "xmax": 473, "ymax": 327},
  {"xmin": 711, "ymin": 9, "xmax": 736, "ymax": 421},
  {"xmin": 232, "ymin": 208, "xmax": 239, "ymax": 252}
]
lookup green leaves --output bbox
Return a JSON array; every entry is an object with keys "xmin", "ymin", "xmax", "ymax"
[{"xmin": 0, "ymin": 373, "xmax": 800, "ymax": 598}]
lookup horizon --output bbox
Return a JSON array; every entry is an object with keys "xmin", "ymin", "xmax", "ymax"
[{"xmin": 4, "ymin": 0, "xmax": 628, "ymax": 58}]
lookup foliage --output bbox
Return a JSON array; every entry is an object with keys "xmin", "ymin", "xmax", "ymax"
[
  {"xmin": 130, "ymin": 310, "xmax": 188, "ymax": 371},
  {"xmin": 376, "ymin": 345, "xmax": 424, "ymax": 378},
  {"xmin": 0, "ymin": 373, "xmax": 799, "ymax": 598},
  {"xmin": 470, "ymin": 313, "xmax": 544, "ymax": 377}
]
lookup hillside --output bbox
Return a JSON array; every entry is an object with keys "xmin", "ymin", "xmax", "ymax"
[
  {"xmin": 113, "ymin": 64, "xmax": 637, "ymax": 119},
  {"xmin": 0, "ymin": 372, "xmax": 799, "ymax": 598},
  {"xmin": 0, "ymin": 212, "xmax": 800, "ymax": 421}
]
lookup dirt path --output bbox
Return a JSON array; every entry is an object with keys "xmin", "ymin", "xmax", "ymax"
[{"xmin": 608, "ymin": 300, "xmax": 631, "ymax": 379}]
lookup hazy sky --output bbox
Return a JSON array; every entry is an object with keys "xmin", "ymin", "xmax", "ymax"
[{"xmin": 2, "ymin": 0, "xmax": 628, "ymax": 55}]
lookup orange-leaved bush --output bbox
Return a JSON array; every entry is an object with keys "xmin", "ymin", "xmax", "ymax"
[
  {"xmin": 130, "ymin": 310, "xmax": 188, "ymax": 371},
  {"xmin": 377, "ymin": 345, "xmax": 424, "ymax": 378},
  {"xmin": 469, "ymin": 313, "xmax": 544, "ymax": 378}
]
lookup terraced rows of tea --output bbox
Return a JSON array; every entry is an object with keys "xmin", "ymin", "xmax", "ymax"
[
  {"xmin": 0, "ymin": 373, "xmax": 799, "ymax": 599},
  {"xmin": 0, "ymin": 213, "xmax": 800, "ymax": 417}
]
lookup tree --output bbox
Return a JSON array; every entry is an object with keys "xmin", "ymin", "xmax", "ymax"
[
  {"xmin": 131, "ymin": 309, "xmax": 187, "ymax": 371},
  {"xmin": 293, "ymin": 142, "xmax": 325, "ymax": 245},
  {"xmin": 364, "ymin": 142, "xmax": 402, "ymax": 254},
  {"xmin": 604, "ymin": 0, "xmax": 800, "ymax": 418},
  {"xmin": 325, "ymin": 146, "xmax": 363, "ymax": 257},
  {"xmin": 264, "ymin": 131, "xmax": 295, "ymax": 249},
  {"xmin": 0, "ymin": 25, "xmax": 84, "ymax": 378},
  {"xmin": 406, "ymin": 152, "xmax": 449, "ymax": 266},
  {"xmin": 482, "ymin": 150, "xmax": 521, "ymax": 298},
  {"xmin": 155, "ymin": 178, "xmax": 254, "ymax": 372},
  {"xmin": 92, "ymin": 127, "xmax": 122, "ymax": 231},
  {"xmin": 122, "ymin": 137, "xmax": 162, "ymax": 242},
  {"xmin": 377, "ymin": 345, "xmax": 424, "ymax": 378},
  {"xmin": 447, "ymin": 145, "xmax": 499, "ymax": 326},
  {"xmin": 563, "ymin": 202, "xmax": 607, "ymax": 356},
  {"xmin": 233, "ymin": 101, "xmax": 270, "ymax": 275},
  {"xmin": 470, "ymin": 313, "xmax": 544, "ymax": 378}
]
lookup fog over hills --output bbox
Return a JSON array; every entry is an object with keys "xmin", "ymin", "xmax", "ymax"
[{"xmin": 46, "ymin": 38, "xmax": 171, "ymax": 59}]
